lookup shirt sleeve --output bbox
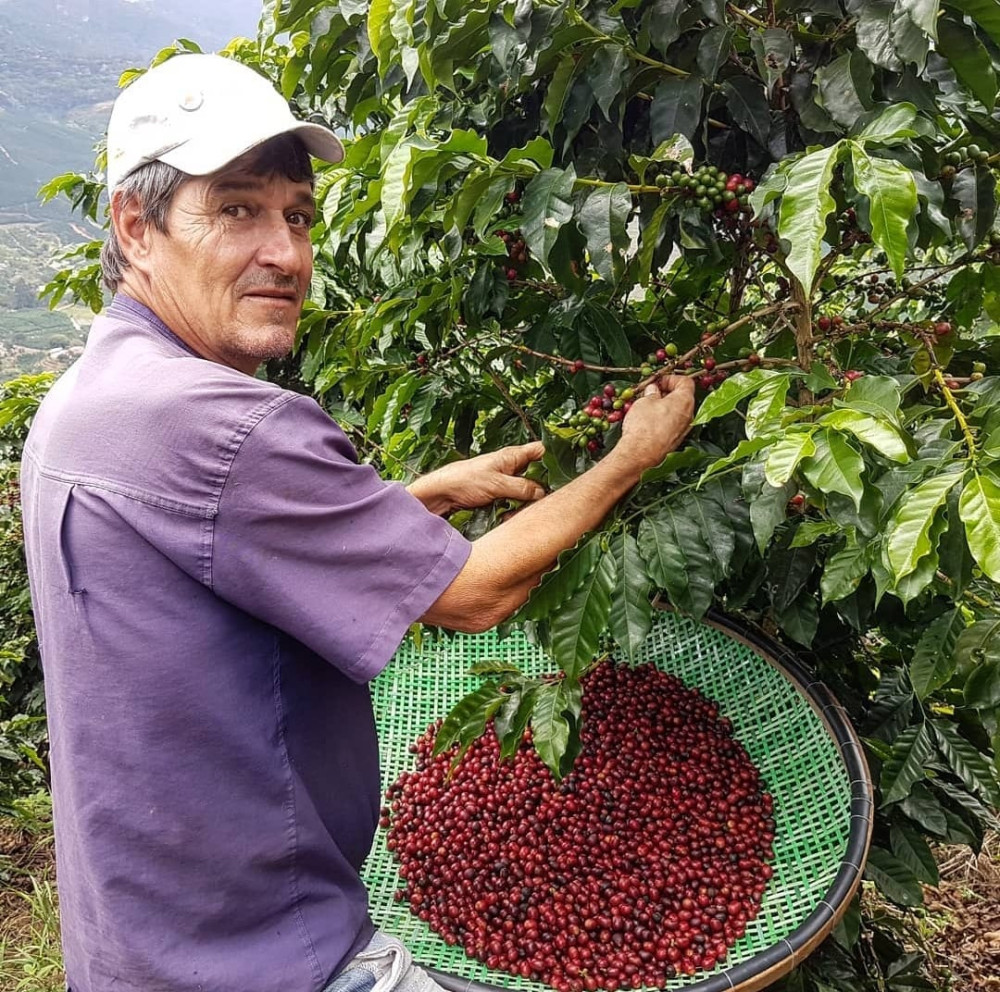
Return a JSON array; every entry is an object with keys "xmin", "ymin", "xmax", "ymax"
[{"xmin": 211, "ymin": 393, "xmax": 472, "ymax": 683}]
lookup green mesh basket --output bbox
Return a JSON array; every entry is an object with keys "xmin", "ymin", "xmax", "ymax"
[{"xmin": 364, "ymin": 607, "xmax": 873, "ymax": 992}]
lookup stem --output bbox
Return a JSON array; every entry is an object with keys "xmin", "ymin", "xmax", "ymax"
[
  {"xmin": 727, "ymin": 2, "xmax": 767, "ymax": 28},
  {"xmin": 790, "ymin": 277, "xmax": 814, "ymax": 403},
  {"xmin": 472, "ymin": 347, "xmax": 540, "ymax": 441},
  {"xmin": 568, "ymin": 11, "xmax": 690, "ymax": 77},
  {"xmin": 932, "ymin": 368, "xmax": 978, "ymax": 463},
  {"xmin": 510, "ymin": 343, "xmax": 641, "ymax": 375}
]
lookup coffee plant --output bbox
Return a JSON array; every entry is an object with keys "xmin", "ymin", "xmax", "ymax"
[{"xmin": 36, "ymin": 0, "xmax": 1000, "ymax": 987}]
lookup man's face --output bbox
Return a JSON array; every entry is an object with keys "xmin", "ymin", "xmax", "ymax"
[{"xmin": 139, "ymin": 163, "xmax": 315, "ymax": 374}]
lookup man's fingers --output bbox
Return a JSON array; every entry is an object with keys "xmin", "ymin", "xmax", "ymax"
[{"xmin": 501, "ymin": 441, "xmax": 546, "ymax": 472}]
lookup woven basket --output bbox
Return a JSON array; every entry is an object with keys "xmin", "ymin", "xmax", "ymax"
[{"xmin": 364, "ymin": 607, "xmax": 873, "ymax": 992}]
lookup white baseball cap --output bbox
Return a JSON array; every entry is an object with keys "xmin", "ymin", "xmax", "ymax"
[{"xmin": 106, "ymin": 53, "xmax": 344, "ymax": 190}]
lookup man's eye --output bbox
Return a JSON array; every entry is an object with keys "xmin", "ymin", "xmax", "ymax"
[
  {"xmin": 288, "ymin": 211, "xmax": 314, "ymax": 227},
  {"xmin": 222, "ymin": 205, "xmax": 252, "ymax": 218}
]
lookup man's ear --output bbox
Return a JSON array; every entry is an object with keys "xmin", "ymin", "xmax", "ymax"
[{"xmin": 110, "ymin": 190, "xmax": 156, "ymax": 275}]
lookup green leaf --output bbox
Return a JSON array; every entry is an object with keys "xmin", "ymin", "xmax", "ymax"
[
  {"xmin": 648, "ymin": 0, "xmax": 686, "ymax": 52},
  {"xmin": 745, "ymin": 460, "xmax": 794, "ymax": 553},
  {"xmin": 721, "ymin": 79, "xmax": 770, "ymax": 148},
  {"xmin": 849, "ymin": 146, "xmax": 918, "ymax": 281},
  {"xmin": 650, "ymin": 77, "xmax": 704, "ymax": 144},
  {"xmin": 900, "ymin": 0, "xmax": 941, "ymax": 40},
  {"xmin": 699, "ymin": 437, "xmax": 773, "ymax": 485},
  {"xmin": 964, "ymin": 660, "xmax": 1000, "ymax": 709},
  {"xmin": 589, "ymin": 45, "xmax": 630, "ymax": 120},
  {"xmin": 936, "ymin": 13, "xmax": 997, "ymax": 111},
  {"xmin": 637, "ymin": 503, "xmax": 715, "ymax": 618},
  {"xmin": 801, "ymin": 431, "xmax": 866, "ymax": 510},
  {"xmin": 773, "ymin": 589, "xmax": 819, "ymax": 647},
  {"xmin": 881, "ymin": 723, "xmax": 934, "ymax": 805},
  {"xmin": 518, "ymin": 536, "xmax": 600, "ymax": 621},
  {"xmin": 815, "ymin": 51, "xmax": 873, "ymax": 129},
  {"xmin": 791, "ymin": 520, "xmax": 842, "ymax": 547},
  {"xmin": 578, "ymin": 184, "xmax": 632, "ymax": 283},
  {"xmin": 531, "ymin": 680, "xmax": 575, "ymax": 779},
  {"xmin": 857, "ymin": 4, "xmax": 905, "ymax": 72},
  {"xmin": 910, "ymin": 608, "xmax": 964, "ymax": 699},
  {"xmin": 901, "ymin": 784, "xmax": 948, "ymax": 836},
  {"xmin": 778, "ymin": 142, "xmax": 846, "ymax": 291},
  {"xmin": 550, "ymin": 551, "xmax": 616, "ymax": 680},
  {"xmin": 521, "ymin": 166, "xmax": 578, "ymax": 272},
  {"xmin": 821, "ymin": 408, "xmax": 910, "ymax": 463},
  {"xmin": 864, "ymin": 847, "xmax": 924, "ymax": 907},
  {"xmin": 959, "ymin": 472, "xmax": 1000, "ymax": 582},
  {"xmin": 947, "ymin": 0, "xmax": 1000, "ymax": 47},
  {"xmin": 637, "ymin": 200, "xmax": 672, "ymax": 286},
  {"xmin": 468, "ymin": 659, "xmax": 523, "ymax": 676},
  {"xmin": 368, "ymin": 0, "xmax": 395, "ymax": 74},
  {"xmin": 890, "ymin": 821, "xmax": 940, "ymax": 884},
  {"xmin": 854, "ymin": 103, "xmax": 918, "ymax": 145},
  {"xmin": 692, "ymin": 369, "xmax": 787, "ymax": 425},
  {"xmin": 697, "ymin": 25, "xmax": 734, "ymax": 82},
  {"xmin": 821, "ymin": 535, "xmax": 870, "ymax": 604},
  {"xmin": 932, "ymin": 720, "xmax": 1000, "ymax": 806},
  {"xmin": 952, "ymin": 166, "xmax": 997, "ymax": 252},
  {"xmin": 543, "ymin": 55, "xmax": 578, "ymax": 136},
  {"xmin": 495, "ymin": 686, "xmax": 537, "ymax": 760},
  {"xmin": 955, "ymin": 619, "xmax": 1000, "ymax": 676},
  {"xmin": 609, "ymin": 532, "xmax": 654, "ymax": 660},
  {"xmin": 638, "ymin": 447, "xmax": 706, "ymax": 484},
  {"xmin": 751, "ymin": 28, "xmax": 793, "ymax": 92},
  {"xmin": 886, "ymin": 472, "xmax": 961, "ymax": 581},
  {"xmin": 837, "ymin": 374, "xmax": 904, "ymax": 423},
  {"xmin": 745, "ymin": 376, "xmax": 790, "ymax": 440},
  {"xmin": 433, "ymin": 681, "xmax": 505, "ymax": 758}
]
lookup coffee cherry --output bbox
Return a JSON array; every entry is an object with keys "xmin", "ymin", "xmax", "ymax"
[
  {"xmin": 507, "ymin": 268, "xmax": 518, "ymax": 281},
  {"xmin": 665, "ymin": 343, "xmax": 678, "ymax": 358},
  {"xmin": 844, "ymin": 370, "xmax": 864, "ymax": 381},
  {"xmin": 416, "ymin": 354, "xmax": 428, "ymax": 366},
  {"xmin": 572, "ymin": 359, "xmax": 586, "ymax": 372},
  {"xmin": 945, "ymin": 379, "xmax": 960, "ymax": 390},
  {"xmin": 934, "ymin": 321, "xmax": 952, "ymax": 336},
  {"xmin": 747, "ymin": 353, "xmax": 761, "ymax": 367},
  {"xmin": 505, "ymin": 190, "xmax": 521, "ymax": 204},
  {"xmin": 816, "ymin": 316, "xmax": 832, "ymax": 332},
  {"xmin": 703, "ymin": 357, "xmax": 717, "ymax": 371},
  {"xmin": 789, "ymin": 493, "xmax": 805, "ymax": 508},
  {"xmin": 655, "ymin": 174, "xmax": 669, "ymax": 188}
]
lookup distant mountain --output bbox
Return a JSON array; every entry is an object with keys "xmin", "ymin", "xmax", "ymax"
[{"xmin": 0, "ymin": 0, "xmax": 264, "ymax": 222}]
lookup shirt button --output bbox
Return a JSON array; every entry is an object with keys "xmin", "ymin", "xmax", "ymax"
[{"xmin": 179, "ymin": 90, "xmax": 204, "ymax": 112}]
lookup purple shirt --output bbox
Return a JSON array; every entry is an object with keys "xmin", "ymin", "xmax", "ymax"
[{"xmin": 20, "ymin": 295, "xmax": 471, "ymax": 992}]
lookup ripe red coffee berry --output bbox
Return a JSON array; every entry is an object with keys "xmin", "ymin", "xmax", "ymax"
[
  {"xmin": 506, "ymin": 268, "xmax": 518, "ymax": 281},
  {"xmin": 655, "ymin": 348, "xmax": 668, "ymax": 362},
  {"xmin": 703, "ymin": 357, "xmax": 717, "ymax": 371},
  {"xmin": 817, "ymin": 316, "xmax": 832, "ymax": 332},
  {"xmin": 604, "ymin": 383, "xmax": 617, "ymax": 398},
  {"xmin": 505, "ymin": 190, "xmax": 521, "ymax": 204},
  {"xmin": 572, "ymin": 359, "xmax": 585, "ymax": 372},
  {"xmin": 935, "ymin": 321, "xmax": 953, "ymax": 336}
]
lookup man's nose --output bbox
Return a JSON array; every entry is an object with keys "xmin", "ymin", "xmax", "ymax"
[{"xmin": 256, "ymin": 214, "xmax": 303, "ymax": 271}]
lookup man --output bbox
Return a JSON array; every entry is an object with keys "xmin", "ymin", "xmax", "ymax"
[{"xmin": 21, "ymin": 54, "xmax": 694, "ymax": 992}]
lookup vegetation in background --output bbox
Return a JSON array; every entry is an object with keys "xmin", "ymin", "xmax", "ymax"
[{"xmin": 31, "ymin": 0, "xmax": 1000, "ymax": 987}]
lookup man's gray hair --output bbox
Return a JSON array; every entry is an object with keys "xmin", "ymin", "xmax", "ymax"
[
  {"xmin": 101, "ymin": 133, "xmax": 316, "ymax": 293},
  {"xmin": 101, "ymin": 162, "xmax": 186, "ymax": 292}
]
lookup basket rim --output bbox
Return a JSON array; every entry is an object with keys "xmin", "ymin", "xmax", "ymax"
[{"xmin": 405, "ymin": 605, "xmax": 874, "ymax": 992}]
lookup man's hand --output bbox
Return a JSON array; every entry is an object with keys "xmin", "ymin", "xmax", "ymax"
[
  {"xmin": 609, "ymin": 375, "xmax": 695, "ymax": 480},
  {"xmin": 407, "ymin": 441, "xmax": 547, "ymax": 515}
]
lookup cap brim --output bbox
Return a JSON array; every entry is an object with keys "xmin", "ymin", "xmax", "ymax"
[{"xmin": 158, "ymin": 120, "xmax": 345, "ymax": 179}]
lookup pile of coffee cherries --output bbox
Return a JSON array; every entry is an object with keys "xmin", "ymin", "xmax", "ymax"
[{"xmin": 382, "ymin": 661, "xmax": 776, "ymax": 990}]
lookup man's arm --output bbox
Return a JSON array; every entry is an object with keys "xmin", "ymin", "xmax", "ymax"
[{"xmin": 420, "ymin": 376, "xmax": 695, "ymax": 633}]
